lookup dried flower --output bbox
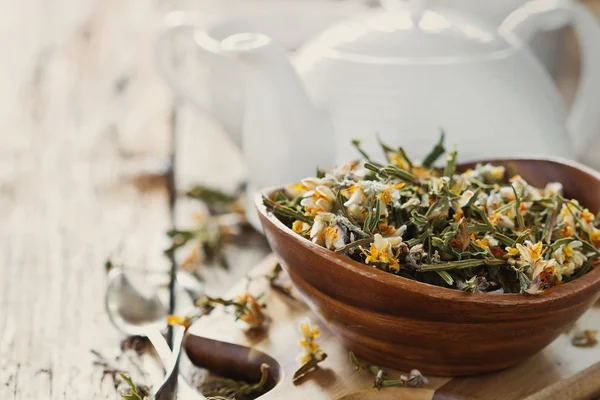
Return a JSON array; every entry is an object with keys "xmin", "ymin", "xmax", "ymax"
[
  {"xmin": 195, "ymin": 293, "xmax": 267, "ymax": 329},
  {"xmin": 293, "ymin": 318, "xmax": 327, "ymax": 382},
  {"xmin": 166, "ymin": 315, "xmax": 193, "ymax": 329},
  {"xmin": 571, "ymin": 329, "xmax": 598, "ymax": 347},
  {"xmin": 264, "ymin": 134, "xmax": 600, "ymax": 294},
  {"xmin": 361, "ymin": 234, "xmax": 402, "ymax": 272},
  {"xmin": 202, "ymin": 363, "xmax": 269, "ymax": 398},
  {"xmin": 349, "ymin": 352, "xmax": 428, "ymax": 390},
  {"xmin": 120, "ymin": 373, "xmax": 150, "ymax": 400}
]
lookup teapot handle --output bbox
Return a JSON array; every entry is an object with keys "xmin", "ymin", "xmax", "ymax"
[
  {"xmin": 155, "ymin": 12, "xmax": 243, "ymax": 148},
  {"xmin": 500, "ymin": 0, "xmax": 600, "ymax": 158}
]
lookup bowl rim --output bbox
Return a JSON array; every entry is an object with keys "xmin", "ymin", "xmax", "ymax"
[{"xmin": 255, "ymin": 155, "xmax": 600, "ymax": 306}]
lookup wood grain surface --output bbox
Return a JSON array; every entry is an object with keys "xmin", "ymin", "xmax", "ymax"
[
  {"xmin": 1, "ymin": 0, "xmax": 599, "ymax": 398},
  {"xmin": 186, "ymin": 254, "xmax": 600, "ymax": 400},
  {"xmin": 0, "ymin": 0, "xmax": 269, "ymax": 398}
]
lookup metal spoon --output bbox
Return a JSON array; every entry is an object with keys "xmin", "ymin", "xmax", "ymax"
[{"xmin": 105, "ymin": 267, "xmax": 205, "ymax": 399}]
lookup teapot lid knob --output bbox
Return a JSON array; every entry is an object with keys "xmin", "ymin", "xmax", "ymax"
[
  {"xmin": 381, "ymin": 0, "xmax": 428, "ymax": 23},
  {"xmin": 408, "ymin": 0, "xmax": 428, "ymax": 24}
]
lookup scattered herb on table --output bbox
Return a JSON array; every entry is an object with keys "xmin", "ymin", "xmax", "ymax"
[
  {"xmin": 349, "ymin": 352, "xmax": 428, "ymax": 390},
  {"xmin": 265, "ymin": 263, "xmax": 294, "ymax": 298},
  {"xmin": 293, "ymin": 318, "xmax": 327, "ymax": 382},
  {"xmin": 120, "ymin": 372, "xmax": 151, "ymax": 400},
  {"xmin": 201, "ymin": 363, "xmax": 270, "ymax": 398},
  {"xmin": 91, "ymin": 349, "xmax": 151, "ymax": 397},
  {"xmin": 571, "ymin": 329, "xmax": 598, "ymax": 347},
  {"xmin": 166, "ymin": 184, "xmax": 247, "ymax": 271},
  {"xmin": 169, "ymin": 292, "xmax": 268, "ymax": 331},
  {"xmin": 264, "ymin": 134, "xmax": 600, "ymax": 294}
]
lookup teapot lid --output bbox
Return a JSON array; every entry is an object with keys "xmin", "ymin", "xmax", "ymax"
[{"xmin": 305, "ymin": 0, "xmax": 514, "ymax": 63}]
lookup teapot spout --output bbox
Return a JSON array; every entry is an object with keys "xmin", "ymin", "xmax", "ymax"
[{"xmin": 219, "ymin": 33, "xmax": 335, "ymax": 188}]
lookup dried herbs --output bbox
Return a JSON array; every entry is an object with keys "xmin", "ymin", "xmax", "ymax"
[
  {"xmin": 349, "ymin": 352, "xmax": 428, "ymax": 389},
  {"xmin": 293, "ymin": 319, "xmax": 327, "ymax": 382},
  {"xmin": 166, "ymin": 185, "xmax": 247, "ymax": 271},
  {"xmin": 264, "ymin": 135, "xmax": 600, "ymax": 294},
  {"xmin": 120, "ymin": 373, "xmax": 150, "ymax": 400},
  {"xmin": 201, "ymin": 363, "xmax": 270, "ymax": 398},
  {"xmin": 571, "ymin": 329, "xmax": 598, "ymax": 347}
]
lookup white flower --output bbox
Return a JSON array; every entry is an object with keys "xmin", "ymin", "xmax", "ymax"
[
  {"xmin": 509, "ymin": 175, "xmax": 529, "ymax": 195},
  {"xmin": 499, "ymin": 186, "xmax": 516, "ymax": 201},
  {"xmin": 310, "ymin": 212, "xmax": 346, "ymax": 250},
  {"xmin": 362, "ymin": 233, "xmax": 400, "ymax": 272},
  {"xmin": 552, "ymin": 240, "xmax": 587, "ymax": 278},
  {"xmin": 485, "ymin": 190, "xmax": 505, "ymax": 215},
  {"xmin": 344, "ymin": 186, "xmax": 366, "ymax": 208},
  {"xmin": 478, "ymin": 164, "xmax": 505, "ymax": 181},
  {"xmin": 301, "ymin": 185, "xmax": 336, "ymax": 215},
  {"xmin": 401, "ymin": 198, "xmax": 420, "ymax": 210},
  {"xmin": 526, "ymin": 258, "xmax": 560, "ymax": 295},
  {"xmin": 330, "ymin": 160, "xmax": 359, "ymax": 181},
  {"xmin": 516, "ymin": 241, "xmax": 544, "ymax": 266},
  {"xmin": 292, "ymin": 220, "xmax": 311, "ymax": 234},
  {"xmin": 544, "ymin": 182, "xmax": 563, "ymax": 197},
  {"xmin": 301, "ymin": 177, "xmax": 333, "ymax": 191},
  {"xmin": 310, "ymin": 212, "xmax": 335, "ymax": 243},
  {"xmin": 430, "ymin": 176, "xmax": 450, "ymax": 195},
  {"xmin": 452, "ymin": 190, "xmax": 474, "ymax": 211},
  {"xmin": 360, "ymin": 181, "xmax": 387, "ymax": 196},
  {"xmin": 489, "ymin": 213, "xmax": 515, "ymax": 229}
]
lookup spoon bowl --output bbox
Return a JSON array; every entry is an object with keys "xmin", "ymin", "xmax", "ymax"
[{"xmin": 105, "ymin": 267, "xmax": 168, "ymax": 337}]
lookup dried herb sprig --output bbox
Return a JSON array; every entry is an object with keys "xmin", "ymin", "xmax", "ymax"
[
  {"xmin": 196, "ymin": 293, "xmax": 267, "ymax": 329},
  {"xmin": 349, "ymin": 352, "xmax": 428, "ymax": 390},
  {"xmin": 201, "ymin": 363, "xmax": 270, "ymax": 398},
  {"xmin": 166, "ymin": 184, "xmax": 248, "ymax": 271},
  {"xmin": 293, "ymin": 319, "xmax": 328, "ymax": 382},
  {"xmin": 264, "ymin": 134, "xmax": 600, "ymax": 294},
  {"xmin": 265, "ymin": 263, "xmax": 294, "ymax": 298},
  {"xmin": 571, "ymin": 329, "xmax": 598, "ymax": 347},
  {"xmin": 120, "ymin": 373, "xmax": 150, "ymax": 400}
]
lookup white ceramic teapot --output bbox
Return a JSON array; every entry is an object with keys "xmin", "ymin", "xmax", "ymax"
[{"xmin": 158, "ymin": 0, "xmax": 600, "ymax": 227}]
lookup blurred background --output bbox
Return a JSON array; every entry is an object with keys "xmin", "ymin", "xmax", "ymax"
[{"xmin": 1, "ymin": 0, "xmax": 600, "ymax": 398}]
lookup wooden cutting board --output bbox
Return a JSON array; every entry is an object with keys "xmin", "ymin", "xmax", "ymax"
[{"xmin": 186, "ymin": 254, "xmax": 600, "ymax": 399}]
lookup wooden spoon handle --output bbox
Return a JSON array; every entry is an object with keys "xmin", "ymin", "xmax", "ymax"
[{"xmin": 523, "ymin": 362, "xmax": 600, "ymax": 400}]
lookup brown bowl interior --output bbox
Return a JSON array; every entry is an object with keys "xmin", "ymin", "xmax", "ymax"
[{"xmin": 255, "ymin": 157, "xmax": 600, "ymax": 376}]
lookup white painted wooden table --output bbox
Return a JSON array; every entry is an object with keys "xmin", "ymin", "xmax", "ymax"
[{"xmin": 0, "ymin": 0, "xmax": 598, "ymax": 398}]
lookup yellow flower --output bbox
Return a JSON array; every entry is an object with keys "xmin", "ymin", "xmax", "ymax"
[
  {"xmin": 582, "ymin": 209, "xmax": 595, "ymax": 224},
  {"xmin": 480, "ymin": 164, "xmax": 505, "ymax": 180},
  {"xmin": 526, "ymin": 259, "xmax": 560, "ymax": 295},
  {"xmin": 297, "ymin": 318, "xmax": 324, "ymax": 366},
  {"xmin": 361, "ymin": 234, "xmax": 401, "ymax": 272},
  {"xmin": 292, "ymin": 220, "xmax": 310, "ymax": 234},
  {"xmin": 285, "ymin": 182, "xmax": 309, "ymax": 198},
  {"xmin": 552, "ymin": 240, "xmax": 587, "ymax": 277},
  {"xmin": 558, "ymin": 202, "xmax": 578, "ymax": 236},
  {"xmin": 474, "ymin": 235, "xmax": 499, "ymax": 250},
  {"xmin": 489, "ymin": 213, "xmax": 515, "ymax": 229},
  {"xmin": 325, "ymin": 226, "xmax": 345, "ymax": 250},
  {"xmin": 505, "ymin": 246, "xmax": 520, "ymax": 257},
  {"xmin": 591, "ymin": 229, "xmax": 600, "ymax": 248},
  {"xmin": 516, "ymin": 241, "xmax": 544, "ymax": 266},
  {"xmin": 543, "ymin": 182, "xmax": 563, "ymax": 197},
  {"xmin": 377, "ymin": 183, "xmax": 405, "ymax": 205},
  {"xmin": 301, "ymin": 185, "xmax": 336, "ymax": 216},
  {"xmin": 390, "ymin": 154, "xmax": 410, "ymax": 170},
  {"xmin": 310, "ymin": 213, "xmax": 345, "ymax": 250},
  {"xmin": 452, "ymin": 190, "xmax": 474, "ymax": 222},
  {"xmin": 166, "ymin": 315, "xmax": 193, "ymax": 329},
  {"xmin": 235, "ymin": 293, "xmax": 266, "ymax": 328}
]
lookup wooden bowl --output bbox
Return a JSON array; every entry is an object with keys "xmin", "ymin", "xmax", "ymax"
[{"xmin": 255, "ymin": 157, "xmax": 600, "ymax": 376}]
